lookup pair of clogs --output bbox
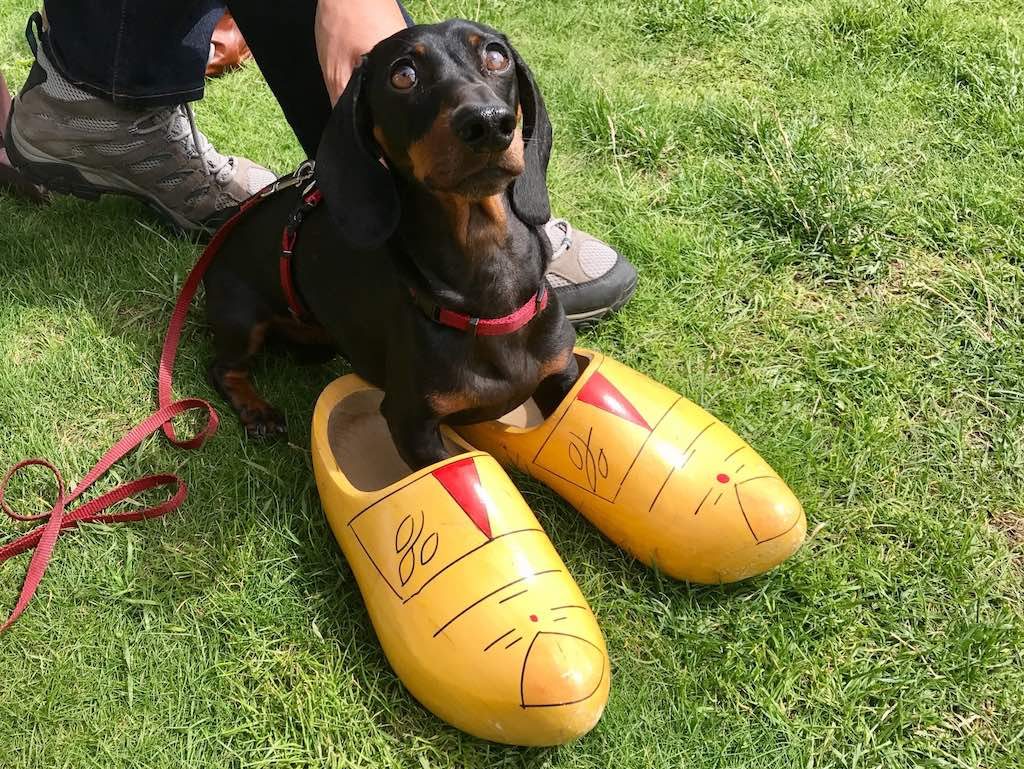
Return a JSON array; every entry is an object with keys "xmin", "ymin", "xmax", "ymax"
[{"xmin": 311, "ymin": 348, "xmax": 806, "ymax": 746}]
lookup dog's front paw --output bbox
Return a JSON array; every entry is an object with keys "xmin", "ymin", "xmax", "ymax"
[{"xmin": 241, "ymin": 404, "xmax": 288, "ymax": 440}]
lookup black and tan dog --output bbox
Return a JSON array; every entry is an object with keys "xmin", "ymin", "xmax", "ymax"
[{"xmin": 204, "ymin": 20, "xmax": 580, "ymax": 469}]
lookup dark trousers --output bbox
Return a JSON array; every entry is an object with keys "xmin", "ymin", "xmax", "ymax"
[{"xmin": 42, "ymin": 1, "xmax": 412, "ymax": 157}]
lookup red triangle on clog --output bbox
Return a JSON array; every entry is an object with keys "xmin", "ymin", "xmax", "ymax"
[
  {"xmin": 576, "ymin": 371, "xmax": 652, "ymax": 431},
  {"xmin": 432, "ymin": 457, "xmax": 493, "ymax": 539}
]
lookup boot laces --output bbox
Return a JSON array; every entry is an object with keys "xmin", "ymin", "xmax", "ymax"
[
  {"xmin": 545, "ymin": 218, "xmax": 573, "ymax": 256},
  {"xmin": 133, "ymin": 103, "xmax": 234, "ymax": 184}
]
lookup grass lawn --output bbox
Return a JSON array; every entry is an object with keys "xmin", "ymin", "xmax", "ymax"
[{"xmin": 3, "ymin": 0, "xmax": 1024, "ymax": 766}]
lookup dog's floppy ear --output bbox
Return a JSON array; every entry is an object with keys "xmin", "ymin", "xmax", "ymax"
[
  {"xmin": 315, "ymin": 61, "xmax": 399, "ymax": 249},
  {"xmin": 508, "ymin": 42, "xmax": 553, "ymax": 225}
]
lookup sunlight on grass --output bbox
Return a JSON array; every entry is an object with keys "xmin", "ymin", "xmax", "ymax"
[{"xmin": 2, "ymin": 0, "xmax": 1023, "ymax": 767}]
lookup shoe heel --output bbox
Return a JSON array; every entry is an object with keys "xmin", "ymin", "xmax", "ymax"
[{"xmin": 4, "ymin": 110, "xmax": 99, "ymax": 200}]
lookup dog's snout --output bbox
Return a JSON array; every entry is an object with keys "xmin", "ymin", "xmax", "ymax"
[{"xmin": 452, "ymin": 104, "xmax": 517, "ymax": 152}]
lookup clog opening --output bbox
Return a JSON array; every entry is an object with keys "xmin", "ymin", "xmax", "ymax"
[
  {"xmin": 498, "ymin": 352, "xmax": 594, "ymax": 429},
  {"xmin": 328, "ymin": 389, "xmax": 460, "ymax": 492}
]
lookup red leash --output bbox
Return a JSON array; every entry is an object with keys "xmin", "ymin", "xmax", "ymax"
[
  {"xmin": 0, "ymin": 166, "xmax": 310, "ymax": 634},
  {"xmin": 1, "ymin": 160, "xmax": 552, "ymax": 632}
]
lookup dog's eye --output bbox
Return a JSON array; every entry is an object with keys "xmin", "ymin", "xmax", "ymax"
[
  {"xmin": 390, "ymin": 62, "xmax": 417, "ymax": 90},
  {"xmin": 483, "ymin": 43, "xmax": 510, "ymax": 73}
]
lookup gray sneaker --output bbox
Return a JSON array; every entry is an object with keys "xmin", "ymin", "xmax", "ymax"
[
  {"xmin": 545, "ymin": 219, "xmax": 638, "ymax": 326},
  {"xmin": 4, "ymin": 36, "xmax": 275, "ymax": 234}
]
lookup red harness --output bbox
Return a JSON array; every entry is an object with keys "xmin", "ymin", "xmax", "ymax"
[
  {"xmin": 278, "ymin": 179, "xmax": 549, "ymax": 335},
  {"xmin": 278, "ymin": 181, "xmax": 322, "ymax": 321},
  {"xmin": 0, "ymin": 162, "xmax": 550, "ymax": 632}
]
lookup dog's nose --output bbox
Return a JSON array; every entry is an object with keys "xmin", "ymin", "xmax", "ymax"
[{"xmin": 452, "ymin": 104, "xmax": 516, "ymax": 152}]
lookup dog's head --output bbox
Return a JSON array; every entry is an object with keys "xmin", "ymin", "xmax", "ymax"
[{"xmin": 315, "ymin": 20, "xmax": 552, "ymax": 249}]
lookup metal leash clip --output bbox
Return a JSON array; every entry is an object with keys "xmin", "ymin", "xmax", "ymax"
[{"xmin": 259, "ymin": 159, "xmax": 316, "ymax": 198}]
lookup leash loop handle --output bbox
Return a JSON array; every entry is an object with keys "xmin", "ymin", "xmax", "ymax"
[
  {"xmin": 1, "ymin": 163, "xmax": 312, "ymax": 634},
  {"xmin": 0, "ymin": 459, "xmax": 65, "ymax": 522},
  {"xmin": 0, "ymin": 400, "xmax": 211, "ymax": 634}
]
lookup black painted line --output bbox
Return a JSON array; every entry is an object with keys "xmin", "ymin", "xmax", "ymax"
[
  {"xmin": 498, "ymin": 589, "xmax": 528, "ymax": 604},
  {"xmin": 433, "ymin": 569, "xmax": 561, "ymax": 638},
  {"xmin": 484, "ymin": 628, "xmax": 516, "ymax": 652},
  {"xmin": 723, "ymin": 445, "xmax": 746, "ymax": 463},
  {"xmin": 402, "ymin": 528, "xmax": 544, "ymax": 604},
  {"xmin": 693, "ymin": 487, "xmax": 712, "ymax": 516}
]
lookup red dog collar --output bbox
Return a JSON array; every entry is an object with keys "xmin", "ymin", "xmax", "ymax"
[{"xmin": 409, "ymin": 283, "xmax": 549, "ymax": 336}]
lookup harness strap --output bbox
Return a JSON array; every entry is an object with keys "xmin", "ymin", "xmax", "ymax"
[
  {"xmin": 0, "ymin": 162, "xmax": 314, "ymax": 634},
  {"xmin": 279, "ymin": 185, "xmax": 323, "ymax": 320}
]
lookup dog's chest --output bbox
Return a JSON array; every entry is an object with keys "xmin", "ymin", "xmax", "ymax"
[{"xmin": 426, "ymin": 347, "xmax": 536, "ymax": 419}]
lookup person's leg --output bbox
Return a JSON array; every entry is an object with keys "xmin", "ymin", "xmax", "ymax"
[
  {"xmin": 44, "ymin": 0, "xmax": 221, "ymax": 107},
  {"xmin": 226, "ymin": 0, "xmax": 413, "ymax": 158},
  {"xmin": 225, "ymin": 1, "xmax": 328, "ymax": 158},
  {"xmin": 4, "ymin": 6, "xmax": 276, "ymax": 234}
]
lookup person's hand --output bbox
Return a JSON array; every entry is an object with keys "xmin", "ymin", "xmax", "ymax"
[{"xmin": 315, "ymin": 0, "xmax": 407, "ymax": 105}]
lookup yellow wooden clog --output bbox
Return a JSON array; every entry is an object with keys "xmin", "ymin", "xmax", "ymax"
[
  {"xmin": 455, "ymin": 349, "xmax": 806, "ymax": 584},
  {"xmin": 312, "ymin": 375, "xmax": 610, "ymax": 746}
]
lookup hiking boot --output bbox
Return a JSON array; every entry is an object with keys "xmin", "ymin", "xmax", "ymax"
[
  {"xmin": 4, "ymin": 26, "xmax": 275, "ymax": 234},
  {"xmin": 544, "ymin": 219, "xmax": 638, "ymax": 326}
]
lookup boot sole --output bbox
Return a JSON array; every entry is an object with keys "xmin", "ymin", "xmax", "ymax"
[
  {"xmin": 564, "ymin": 270, "xmax": 639, "ymax": 329},
  {"xmin": 5, "ymin": 107, "xmax": 225, "ymax": 236}
]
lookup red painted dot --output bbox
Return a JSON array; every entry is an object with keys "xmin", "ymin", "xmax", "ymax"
[
  {"xmin": 529, "ymin": 614, "xmax": 538, "ymax": 622},
  {"xmin": 717, "ymin": 473, "xmax": 730, "ymax": 484}
]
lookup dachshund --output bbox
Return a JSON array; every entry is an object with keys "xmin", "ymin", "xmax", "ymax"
[{"xmin": 203, "ymin": 19, "xmax": 580, "ymax": 469}]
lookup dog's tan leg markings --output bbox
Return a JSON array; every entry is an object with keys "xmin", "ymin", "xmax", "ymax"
[
  {"xmin": 219, "ymin": 369, "xmax": 279, "ymax": 428},
  {"xmin": 538, "ymin": 348, "xmax": 574, "ymax": 382},
  {"xmin": 270, "ymin": 315, "xmax": 333, "ymax": 345},
  {"xmin": 246, "ymin": 320, "xmax": 269, "ymax": 355},
  {"xmin": 428, "ymin": 389, "xmax": 480, "ymax": 419},
  {"xmin": 215, "ymin": 319, "xmax": 285, "ymax": 436}
]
